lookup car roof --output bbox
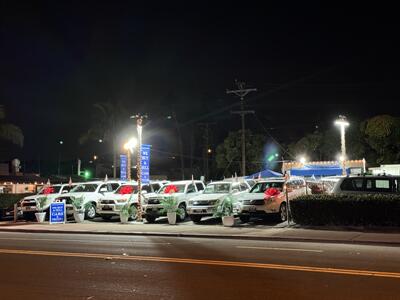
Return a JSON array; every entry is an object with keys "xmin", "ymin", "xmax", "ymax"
[{"xmin": 167, "ymin": 180, "xmax": 203, "ymax": 185}]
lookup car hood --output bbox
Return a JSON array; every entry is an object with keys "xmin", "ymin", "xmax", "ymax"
[
  {"xmin": 236, "ymin": 193, "xmax": 265, "ymax": 201},
  {"xmin": 22, "ymin": 195, "xmax": 42, "ymax": 201},
  {"xmin": 190, "ymin": 193, "xmax": 227, "ymax": 201},
  {"xmin": 101, "ymin": 193, "xmax": 131, "ymax": 201}
]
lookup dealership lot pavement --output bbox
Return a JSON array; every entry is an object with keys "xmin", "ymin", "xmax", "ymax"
[{"xmin": 1, "ymin": 217, "xmax": 400, "ymax": 246}]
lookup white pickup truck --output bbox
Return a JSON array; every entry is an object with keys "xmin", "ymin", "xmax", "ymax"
[
  {"xmin": 142, "ymin": 180, "xmax": 205, "ymax": 223},
  {"xmin": 20, "ymin": 183, "xmax": 78, "ymax": 220},
  {"xmin": 186, "ymin": 181, "xmax": 250, "ymax": 223},
  {"xmin": 97, "ymin": 181, "xmax": 168, "ymax": 221},
  {"xmin": 236, "ymin": 177, "xmax": 308, "ymax": 223},
  {"xmin": 55, "ymin": 181, "xmax": 121, "ymax": 219}
]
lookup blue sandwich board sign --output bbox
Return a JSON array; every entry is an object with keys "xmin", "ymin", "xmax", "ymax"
[
  {"xmin": 141, "ymin": 144, "xmax": 151, "ymax": 184},
  {"xmin": 50, "ymin": 201, "xmax": 66, "ymax": 224},
  {"xmin": 120, "ymin": 154, "xmax": 128, "ymax": 181}
]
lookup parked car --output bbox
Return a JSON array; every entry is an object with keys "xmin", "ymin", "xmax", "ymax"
[
  {"xmin": 236, "ymin": 177, "xmax": 308, "ymax": 223},
  {"xmin": 20, "ymin": 183, "xmax": 79, "ymax": 220},
  {"xmin": 330, "ymin": 175, "xmax": 400, "ymax": 195},
  {"xmin": 143, "ymin": 180, "xmax": 205, "ymax": 223},
  {"xmin": 97, "ymin": 181, "xmax": 168, "ymax": 220},
  {"xmin": 55, "ymin": 181, "xmax": 121, "ymax": 219},
  {"xmin": 186, "ymin": 181, "xmax": 250, "ymax": 223}
]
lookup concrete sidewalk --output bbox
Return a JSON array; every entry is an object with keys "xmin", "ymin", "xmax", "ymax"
[{"xmin": 1, "ymin": 219, "xmax": 400, "ymax": 246}]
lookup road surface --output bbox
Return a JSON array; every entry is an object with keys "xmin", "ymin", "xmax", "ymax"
[{"xmin": 0, "ymin": 231, "xmax": 399, "ymax": 299}]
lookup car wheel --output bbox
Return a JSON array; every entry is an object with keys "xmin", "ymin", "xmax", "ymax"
[
  {"xmin": 177, "ymin": 203, "xmax": 187, "ymax": 222},
  {"xmin": 239, "ymin": 215, "xmax": 250, "ymax": 223},
  {"xmin": 279, "ymin": 203, "xmax": 287, "ymax": 222},
  {"xmin": 145, "ymin": 215, "xmax": 156, "ymax": 223},
  {"xmin": 190, "ymin": 215, "xmax": 202, "ymax": 223},
  {"xmin": 85, "ymin": 203, "xmax": 96, "ymax": 219},
  {"xmin": 101, "ymin": 215, "xmax": 112, "ymax": 221}
]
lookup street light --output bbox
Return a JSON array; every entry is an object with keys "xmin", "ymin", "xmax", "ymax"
[
  {"xmin": 334, "ymin": 115, "xmax": 350, "ymax": 175},
  {"xmin": 299, "ymin": 156, "xmax": 307, "ymax": 164},
  {"xmin": 123, "ymin": 137, "xmax": 137, "ymax": 181},
  {"xmin": 58, "ymin": 140, "xmax": 64, "ymax": 175}
]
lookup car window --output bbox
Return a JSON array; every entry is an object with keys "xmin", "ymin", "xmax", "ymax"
[
  {"xmin": 151, "ymin": 183, "xmax": 161, "ymax": 192},
  {"xmin": 396, "ymin": 179, "xmax": 400, "ymax": 193},
  {"xmin": 100, "ymin": 184, "xmax": 109, "ymax": 192},
  {"xmin": 71, "ymin": 184, "xmax": 98, "ymax": 193},
  {"xmin": 250, "ymin": 182, "xmax": 283, "ymax": 193},
  {"xmin": 142, "ymin": 185, "xmax": 151, "ymax": 193},
  {"xmin": 375, "ymin": 179, "xmax": 391, "ymax": 192},
  {"xmin": 62, "ymin": 185, "xmax": 76, "ymax": 193},
  {"xmin": 195, "ymin": 183, "xmax": 204, "ymax": 191},
  {"xmin": 239, "ymin": 183, "xmax": 248, "ymax": 191},
  {"xmin": 341, "ymin": 178, "xmax": 363, "ymax": 191},
  {"xmin": 187, "ymin": 184, "xmax": 196, "ymax": 193},
  {"xmin": 110, "ymin": 183, "xmax": 120, "ymax": 191}
]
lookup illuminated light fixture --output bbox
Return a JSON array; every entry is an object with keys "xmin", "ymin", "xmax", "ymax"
[
  {"xmin": 59, "ymin": 140, "xmax": 64, "ymax": 145},
  {"xmin": 207, "ymin": 148, "xmax": 212, "ymax": 154},
  {"xmin": 93, "ymin": 155, "xmax": 97, "ymax": 160},
  {"xmin": 99, "ymin": 139, "xmax": 103, "ymax": 143},
  {"xmin": 124, "ymin": 137, "xmax": 137, "ymax": 153},
  {"xmin": 299, "ymin": 157, "xmax": 306, "ymax": 164}
]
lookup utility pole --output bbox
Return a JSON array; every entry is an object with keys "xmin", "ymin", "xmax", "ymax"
[
  {"xmin": 131, "ymin": 113, "xmax": 148, "ymax": 222},
  {"xmin": 198, "ymin": 122, "xmax": 215, "ymax": 181},
  {"xmin": 226, "ymin": 80, "xmax": 257, "ymax": 176}
]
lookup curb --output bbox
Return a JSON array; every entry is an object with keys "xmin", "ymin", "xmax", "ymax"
[{"xmin": 1, "ymin": 228, "xmax": 400, "ymax": 247}]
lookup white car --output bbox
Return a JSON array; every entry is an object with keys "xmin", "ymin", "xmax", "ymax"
[
  {"xmin": 330, "ymin": 175, "xmax": 400, "ymax": 195},
  {"xmin": 143, "ymin": 180, "xmax": 205, "ymax": 223},
  {"xmin": 97, "ymin": 181, "xmax": 168, "ymax": 220},
  {"xmin": 20, "ymin": 183, "xmax": 79, "ymax": 220},
  {"xmin": 55, "ymin": 181, "xmax": 122, "ymax": 219},
  {"xmin": 187, "ymin": 181, "xmax": 250, "ymax": 223},
  {"xmin": 236, "ymin": 177, "xmax": 308, "ymax": 223}
]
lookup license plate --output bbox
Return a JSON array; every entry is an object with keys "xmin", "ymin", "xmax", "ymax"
[{"xmin": 103, "ymin": 205, "xmax": 110, "ymax": 209}]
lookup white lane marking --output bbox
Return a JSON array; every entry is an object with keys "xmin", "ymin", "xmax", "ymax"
[
  {"xmin": 236, "ymin": 246, "xmax": 323, "ymax": 253},
  {"xmin": 0, "ymin": 237, "xmax": 171, "ymax": 245}
]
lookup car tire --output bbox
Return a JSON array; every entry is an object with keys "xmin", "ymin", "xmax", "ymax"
[
  {"xmin": 190, "ymin": 215, "xmax": 202, "ymax": 223},
  {"xmin": 145, "ymin": 215, "xmax": 156, "ymax": 223},
  {"xmin": 279, "ymin": 203, "xmax": 288, "ymax": 222},
  {"xmin": 239, "ymin": 215, "xmax": 250, "ymax": 223},
  {"xmin": 101, "ymin": 215, "xmax": 112, "ymax": 221},
  {"xmin": 177, "ymin": 203, "xmax": 187, "ymax": 222},
  {"xmin": 85, "ymin": 203, "xmax": 97, "ymax": 220}
]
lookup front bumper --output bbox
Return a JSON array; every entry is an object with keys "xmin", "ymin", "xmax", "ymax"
[
  {"xmin": 187, "ymin": 205, "xmax": 215, "ymax": 216},
  {"xmin": 143, "ymin": 204, "xmax": 164, "ymax": 216}
]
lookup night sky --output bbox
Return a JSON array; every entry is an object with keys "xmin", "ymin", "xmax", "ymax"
[{"xmin": 1, "ymin": 2, "xmax": 400, "ymax": 175}]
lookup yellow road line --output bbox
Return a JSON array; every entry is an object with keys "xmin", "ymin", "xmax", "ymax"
[
  {"xmin": 236, "ymin": 246, "xmax": 323, "ymax": 253},
  {"xmin": 0, "ymin": 248, "xmax": 399, "ymax": 279}
]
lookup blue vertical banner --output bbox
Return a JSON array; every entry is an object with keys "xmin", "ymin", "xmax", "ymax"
[
  {"xmin": 141, "ymin": 144, "xmax": 151, "ymax": 184},
  {"xmin": 120, "ymin": 154, "xmax": 127, "ymax": 181}
]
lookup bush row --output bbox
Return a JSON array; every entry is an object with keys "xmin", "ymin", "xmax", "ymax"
[
  {"xmin": 290, "ymin": 194, "xmax": 400, "ymax": 226},
  {"xmin": 0, "ymin": 193, "xmax": 34, "ymax": 209}
]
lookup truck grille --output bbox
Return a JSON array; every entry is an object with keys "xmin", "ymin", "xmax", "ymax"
[
  {"xmin": 101, "ymin": 200, "xmax": 115, "ymax": 204},
  {"xmin": 22, "ymin": 201, "xmax": 36, "ymax": 207},
  {"xmin": 243, "ymin": 199, "xmax": 264, "ymax": 205},
  {"xmin": 192, "ymin": 200, "xmax": 217, "ymax": 206},
  {"xmin": 148, "ymin": 199, "xmax": 160, "ymax": 204}
]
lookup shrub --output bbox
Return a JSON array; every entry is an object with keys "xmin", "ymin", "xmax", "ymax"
[
  {"xmin": 290, "ymin": 194, "xmax": 400, "ymax": 226},
  {"xmin": 0, "ymin": 193, "xmax": 35, "ymax": 209},
  {"xmin": 120, "ymin": 203, "xmax": 137, "ymax": 217},
  {"xmin": 160, "ymin": 196, "xmax": 184, "ymax": 216},
  {"xmin": 213, "ymin": 195, "xmax": 234, "ymax": 218}
]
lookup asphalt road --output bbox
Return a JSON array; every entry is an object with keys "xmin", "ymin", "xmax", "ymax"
[{"xmin": 0, "ymin": 232, "xmax": 399, "ymax": 300}]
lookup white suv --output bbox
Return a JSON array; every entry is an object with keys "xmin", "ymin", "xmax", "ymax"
[
  {"xmin": 97, "ymin": 181, "xmax": 168, "ymax": 221},
  {"xmin": 20, "ymin": 183, "xmax": 79, "ymax": 220},
  {"xmin": 331, "ymin": 175, "xmax": 400, "ymax": 195},
  {"xmin": 187, "ymin": 181, "xmax": 250, "ymax": 223},
  {"xmin": 143, "ymin": 180, "xmax": 205, "ymax": 223},
  {"xmin": 236, "ymin": 177, "xmax": 308, "ymax": 223},
  {"xmin": 55, "ymin": 181, "xmax": 121, "ymax": 219}
]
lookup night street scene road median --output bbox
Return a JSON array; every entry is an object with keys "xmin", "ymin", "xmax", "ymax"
[{"xmin": 1, "ymin": 2, "xmax": 400, "ymax": 300}]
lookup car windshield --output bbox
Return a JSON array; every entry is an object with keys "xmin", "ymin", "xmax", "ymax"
[
  {"xmin": 38, "ymin": 186, "xmax": 62, "ymax": 194},
  {"xmin": 70, "ymin": 184, "xmax": 99, "ymax": 193},
  {"xmin": 204, "ymin": 183, "xmax": 231, "ymax": 194},
  {"xmin": 159, "ymin": 184, "xmax": 186, "ymax": 193},
  {"xmin": 115, "ymin": 185, "xmax": 137, "ymax": 194},
  {"xmin": 250, "ymin": 182, "xmax": 284, "ymax": 193}
]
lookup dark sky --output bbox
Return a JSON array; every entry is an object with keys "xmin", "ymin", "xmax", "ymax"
[{"xmin": 1, "ymin": 2, "xmax": 400, "ymax": 173}]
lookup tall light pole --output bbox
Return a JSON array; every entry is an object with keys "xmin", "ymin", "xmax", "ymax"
[
  {"xmin": 227, "ymin": 80, "xmax": 257, "ymax": 176},
  {"xmin": 131, "ymin": 114, "xmax": 148, "ymax": 222},
  {"xmin": 124, "ymin": 138, "xmax": 137, "ymax": 181},
  {"xmin": 334, "ymin": 115, "xmax": 350, "ymax": 175},
  {"xmin": 58, "ymin": 140, "xmax": 63, "ymax": 176}
]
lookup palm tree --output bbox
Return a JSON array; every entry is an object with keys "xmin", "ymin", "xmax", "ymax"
[
  {"xmin": 80, "ymin": 102, "xmax": 129, "ymax": 178},
  {"xmin": 0, "ymin": 105, "xmax": 24, "ymax": 147}
]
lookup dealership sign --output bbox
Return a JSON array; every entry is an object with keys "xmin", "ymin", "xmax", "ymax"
[
  {"xmin": 141, "ymin": 144, "xmax": 151, "ymax": 184},
  {"xmin": 50, "ymin": 201, "xmax": 66, "ymax": 224},
  {"xmin": 120, "ymin": 154, "xmax": 127, "ymax": 181}
]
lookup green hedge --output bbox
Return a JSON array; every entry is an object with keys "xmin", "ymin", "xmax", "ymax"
[
  {"xmin": 0, "ymin": 193, "xmax": 35, "ymax": 209},
  {"xmin": 290, "ymin": 194, "xmax": 400, "ymax": 226}
]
